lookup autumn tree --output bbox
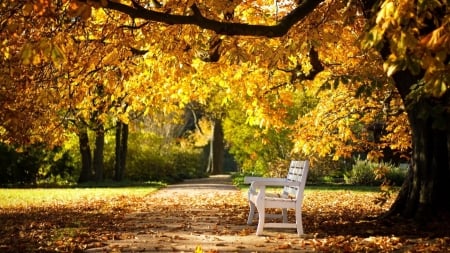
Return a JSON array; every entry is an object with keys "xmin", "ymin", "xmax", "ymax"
[
  {"xmin": 288, "ymin": 5, "xmax": 411, "ymax": 164},
  {"xmin": 363, "ymin": 0, "xmax": 450, "ymax": 220},
  {"xmin": 65, "ymin": 0, "xmax": 450, "ymax": 223},
  {"xmin": 0, "ymin": 1, "xmax": 68, "ymax": 146},
  {"xmin": 0, "ymin": 1, "xmax": 155, "ymax": 182}
]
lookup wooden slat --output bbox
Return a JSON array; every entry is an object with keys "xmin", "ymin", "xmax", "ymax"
[{"xmin": 283, "ymin": 160, "xmax": 307, "ymax": 197}]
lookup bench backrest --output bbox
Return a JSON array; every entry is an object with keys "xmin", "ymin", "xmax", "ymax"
[{"xmin": 282, "ymin": 160, "xmax": 309, "ymax": 197}]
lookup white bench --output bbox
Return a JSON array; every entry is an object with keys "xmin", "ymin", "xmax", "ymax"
[{"xmin": 244, "ymin": 160, "xmax": 309, "ymax": 236}]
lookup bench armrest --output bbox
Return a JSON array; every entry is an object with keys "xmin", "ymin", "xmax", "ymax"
[
  {"xmin": 244, "ymin": 176, "xmax": 286, "ymax": 184},
  {"xmin": 251, "ymin": 180, "xmax": 300, "ymax": 188},
  {"xmin": 245, "ymin": 177, "xmax": 300, "ymax": 187}
]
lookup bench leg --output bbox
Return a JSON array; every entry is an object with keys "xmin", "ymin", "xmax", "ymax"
[
  {"xmin": 247, "ymin": 201, "xmax": 256, "ymax": 225},
  {"xmin": 295, "ymin": 210, "xmax": 304, "ymax": 236},
  {"xmin": 256, "ymin": 206, "xmax": 265, "ymax": 236},
  {"xmin": 282, "ymin": 208, "xmax": 288, "ymax": 223}
]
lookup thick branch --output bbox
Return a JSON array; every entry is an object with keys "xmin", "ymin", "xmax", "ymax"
[{"xmin": 78, "ymin": 0, "xmax": 324, "ymax": 37}]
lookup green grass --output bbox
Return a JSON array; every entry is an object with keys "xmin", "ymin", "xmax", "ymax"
[{"xmin": 0, "ymin": 186, "xmax": 161, "ymax": 208}]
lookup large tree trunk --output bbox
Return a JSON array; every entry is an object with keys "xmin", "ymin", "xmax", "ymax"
[
  {"xmin": 386, "ymin": 71, "xmax": 450, "ymax": 221},
  {"xmin": 93, "ymin": 125, "xmax": 105, "ymax": 182},
  {"xmin": 206, "ymin": 118, "xmax": 224, "ymax": 175},
  {"xmin": 77, "ymin": 125, "xmax": 93, "ymax": 183},
  {"xmin": 114, "ymin": 121, "xmax": 128, "ymax": 181}
]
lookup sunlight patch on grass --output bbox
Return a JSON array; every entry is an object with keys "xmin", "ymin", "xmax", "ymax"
[{"xmin": 0, "ymin": 187, "xmax": 159, "ymax": 209}]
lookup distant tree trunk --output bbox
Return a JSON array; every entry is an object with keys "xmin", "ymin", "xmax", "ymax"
[
  {"xmin": 93, "ymin": 125, "xmax": 105, "ymax": 182},
  {"xmin": 114, "ymin": 121, "xmax": 128, "ymax": 181},
  {"xmin": 206, "ymin": 118, "xmax": 224, "ymax": 174},
  {"xmin": 77, "ymin": 125, "xmax": 93, "ymax": 183}
]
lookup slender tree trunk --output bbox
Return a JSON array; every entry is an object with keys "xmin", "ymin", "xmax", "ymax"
[
  {"xmin": 114, "ymin": 121, "xmax": 128, "ymax": 181},
  {"xmin": 77, "ymin": 125, "xmax": 93, "ymax": 183},
  {"xmin": 114, "ymin": 122, "xmax": 122, "ymax": 181},
  {"xmin": 206, "ymin": 122, "xmax": 214, "ymax": 174},
  {"xmin": 93, "ymin": 125, "xmax": 105, "ymax": 182},
  {"xmin": 120, "ymin": 123, "xmax": 128, "ymax": 178},
  {"xmin": 206, "ymin": 118, "xmax": 224, "ymax": 174}
]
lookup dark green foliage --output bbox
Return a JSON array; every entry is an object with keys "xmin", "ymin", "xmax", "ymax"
[
  {"xmin": 307, "ymin": 158, "xmax": 350, "ymax": 184},
  {"xmin": 0, "ymin": 144, "xmax": 40, "ymax": 185},
  {"xmin": 0, "ymin": 143, "xmax": 76, "ymax": 186},
  {"xmin": 385, "ymin": 165, "xmax": 408, "ymax": 186}
]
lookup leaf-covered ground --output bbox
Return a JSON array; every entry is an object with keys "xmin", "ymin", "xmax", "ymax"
[{"xmin": 1, "ymin": 176, "xmax": 449, "ymax": 252}]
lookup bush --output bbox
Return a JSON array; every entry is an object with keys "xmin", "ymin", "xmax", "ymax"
[
  {"xmin": 344, "ymin": 158, "xmax": 407, "ymax": 186},
  {"xmin": 306, "ymin": 157, "xmax": 350, "ymax": 184},
  {"xmin": 344, "ymin": 159, "xmax": 381, "ymax": 186},
  {"xmin": 386, "ymin": 166, "xmax": 408, "ymax": 186},
  {"xmin": 0, "ymin": 143, "xmax": 76, "ymax": 186}
]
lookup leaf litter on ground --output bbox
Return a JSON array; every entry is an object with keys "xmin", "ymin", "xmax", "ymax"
[{"xmin": 1, "ymin": 186, "xmax": 450, "ymax": 252}]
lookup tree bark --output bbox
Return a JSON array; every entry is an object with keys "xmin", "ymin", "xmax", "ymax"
[
  {"xmin": 206, "ymin": 118, "xmax": 225, "ymax": 174},
  {"xmin": 93, "ymin": 125, "xmax": 105, "ymax": 182},
  {"xmin": 77, "ymin": 125, "xmax": 93, "ymax": 183},
  {"xmin": 386, "ymin": 71, "xmax": 450, "ymax": 221},
  {"xmin": 114, "ymin": 121, "xmax": 128, "ymax": 181}
]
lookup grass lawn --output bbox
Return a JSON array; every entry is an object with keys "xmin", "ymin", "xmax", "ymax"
[
  {"xmin": 0, "ymin": 186, "xmax": 161, "ymax": 208},
  {"xmin": 0, "ymin": 183, "xmax": 380, "ymax": 210}
]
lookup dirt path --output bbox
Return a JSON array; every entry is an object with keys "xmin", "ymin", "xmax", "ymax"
[{"xmin": 86, "ymin": 175, "xmax": 312, "ymax": 253}]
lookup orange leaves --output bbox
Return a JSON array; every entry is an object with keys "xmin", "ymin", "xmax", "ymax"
[
  {"xmin": 3, "ymin": 0, "xmax": 154, "ymax": 144},
  {"xmin": 289, "ymin": 19, "xmax": 409, "ymax": 160},
  {"xmin": 68, "ymin": 1, "xmax": 94, "ymax": 20},
  {"xmin": 102, "ymin": 48, "xmax": 120, "ymax": 66},
  {"xmin": 21, "ymin": 0, "xmax": 59, "ymax": 16},
  {"xmin": 294, "ymin": 87, "xmax": 396, "ymax": 158}
]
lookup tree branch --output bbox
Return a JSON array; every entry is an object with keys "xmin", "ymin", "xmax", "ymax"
[
  {"xmin": 77, "ymin": 0, "xmax": 324, "ymax": 37},
  {"xmin": 276, "ymin": 46, "xmax": 324, "ymax": 85}
]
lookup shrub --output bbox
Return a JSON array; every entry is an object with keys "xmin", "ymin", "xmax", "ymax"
[
  {"xmin": 306, "ymin": 157, "xmax": 350, "ymax": 184},
  {"xmin": 386, "ymin": 166, "xmax": 408, "ymax": 186},
  {"xmin": 172, "ymin": 148, "xmax": 206, "ymax": 179},
  {"xmin": 0, "ymin": 143, "xmax": 77, "ymax": 186},
  {"xmin": 345, "ymin": 159, "xmax": 380, "ymax": 185},
  {"xmin": 345, "ymin": 158, "xmax": 407, "ymax": 186}
]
